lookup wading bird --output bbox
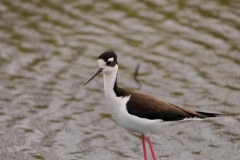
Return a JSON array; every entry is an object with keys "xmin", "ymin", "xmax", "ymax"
[{"xmin": 83, "ymin": 51, "xmax": 222, "ymax": 160}]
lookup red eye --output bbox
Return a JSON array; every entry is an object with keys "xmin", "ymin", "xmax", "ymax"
[{"xmin": 106, "ymin": 61, "xmax": 112, "ymax": 65}]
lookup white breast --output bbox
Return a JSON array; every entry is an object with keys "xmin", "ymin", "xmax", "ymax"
[
  {"xmin": 105, "ymin": 95, "xmax": 166, "ymax": 134},
  {"xmin": 102, "ymin": 66, "xmax": 172, "ymax": 134}
]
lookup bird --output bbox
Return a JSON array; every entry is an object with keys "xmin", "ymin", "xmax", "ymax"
[{"xmin": 83, "ymin": 51, "xmax": 223, "ymax": 160}]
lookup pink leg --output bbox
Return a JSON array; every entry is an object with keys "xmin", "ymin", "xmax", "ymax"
[
  {"xmin": 146, "ymin": 136, "xmax": 157, "ymax": 160},
  {"xmin": 141, "ymin": 134, "xmax": 148, "ymax": 160}
]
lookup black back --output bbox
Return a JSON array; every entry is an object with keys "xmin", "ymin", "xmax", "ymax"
[{"xmin": 114, "ymin": 86, "xmax": 221, "ymax": 121}]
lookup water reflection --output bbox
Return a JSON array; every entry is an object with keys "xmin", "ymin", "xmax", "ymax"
[{"xmin": 0, "ymin": 0, "xmax": 239, "ymax": 159}]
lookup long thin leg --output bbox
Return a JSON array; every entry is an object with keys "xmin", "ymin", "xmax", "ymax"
[
  {"xmin": 141, "ymin": 134, "xmax": 148, "ymax": 160},
  {"xmin": 146, "ymin": 136, "xmax": 157, "ymax": 160}
]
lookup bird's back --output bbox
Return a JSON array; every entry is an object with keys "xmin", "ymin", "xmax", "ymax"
[{"xmin": 114, "ymin": 86, "xmax": 221, "ymax": 121}]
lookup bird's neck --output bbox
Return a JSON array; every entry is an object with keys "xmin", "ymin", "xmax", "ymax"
[{"xmin": 103, "ymin": 71, "xmax": 118, "ymax": 99}]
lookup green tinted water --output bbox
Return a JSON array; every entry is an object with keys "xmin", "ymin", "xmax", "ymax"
[{"xmin": 0, "ymin": 0, "xmax": 239, "ymax": 159}]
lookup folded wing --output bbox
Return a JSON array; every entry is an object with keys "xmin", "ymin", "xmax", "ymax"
[{"xmin": 122, "ymin": 89, "xmax": 221, "ymax": 121}]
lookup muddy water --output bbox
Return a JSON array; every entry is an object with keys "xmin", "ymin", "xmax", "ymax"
[{"xmin": 0, "ymin": 0, "xmax": 240, "ymax": 159}]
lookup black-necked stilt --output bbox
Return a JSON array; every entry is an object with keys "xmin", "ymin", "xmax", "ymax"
[{"xmin": 83, "ymin": 51, "xmax": 223, "ymax": 160}]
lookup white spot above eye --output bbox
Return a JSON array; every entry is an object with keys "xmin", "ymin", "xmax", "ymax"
[{"xmin": 108, "ymin": 57, "xmax": 114, "ymax": 62}]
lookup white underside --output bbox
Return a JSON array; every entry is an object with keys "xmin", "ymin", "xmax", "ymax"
[
  {"xmin": 106, "ymin": 95, "xmax": 202, "ymax": 134},
  {"xmin": 108, "ymin": 95, "xmax": 164, "ymax": 134},
  {"xmin": 102, "ymin": 65, "xmax": 202, "ymax": 134}
]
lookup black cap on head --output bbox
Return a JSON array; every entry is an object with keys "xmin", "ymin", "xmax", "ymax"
[{"xmin": 98, "ymin": 51, "xmax": 117, "ymax": 63}]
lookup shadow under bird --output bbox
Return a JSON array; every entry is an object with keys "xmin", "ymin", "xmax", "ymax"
[{"xmin": 83, "ymin": 51, "xmax": 223, "ymax": 160}]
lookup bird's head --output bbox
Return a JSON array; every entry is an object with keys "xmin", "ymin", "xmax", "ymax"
[{"xmin": 83, "ymin": 51, "xmax": 118, "ymax": 86}]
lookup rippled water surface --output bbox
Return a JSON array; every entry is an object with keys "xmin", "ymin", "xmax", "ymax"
[{"xmin": 0, "ymin": 0, "xmax": 240, "ymax": 159}]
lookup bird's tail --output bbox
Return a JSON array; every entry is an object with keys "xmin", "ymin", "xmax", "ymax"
[{"xmin": 197, "ymin": 111, "xmax": 224, "ymax": 119}]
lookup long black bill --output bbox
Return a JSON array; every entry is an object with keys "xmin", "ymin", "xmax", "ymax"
[{"xmin": 83, "ymin": 68, "xmax": 104, "ymax": 86}]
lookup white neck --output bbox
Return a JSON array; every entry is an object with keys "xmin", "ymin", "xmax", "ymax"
[
  {"xmin": 103, "ymin": 69, "xmax": 118, "ymax": 99},
  {"xmin": 102, "ymin": 65, "xmax": 125, "ymax": 118}
]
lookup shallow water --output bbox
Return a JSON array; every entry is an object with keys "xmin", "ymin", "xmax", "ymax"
[{"xmin": 0, "ymin": 0, "xmax": 240, "ymax": 159}]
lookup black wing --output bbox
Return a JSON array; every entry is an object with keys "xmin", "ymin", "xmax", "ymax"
[{"xmin": 114, "ymin": 87, "xmax": 221, "ymax": 121}]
